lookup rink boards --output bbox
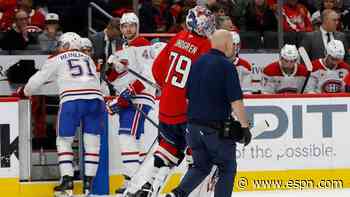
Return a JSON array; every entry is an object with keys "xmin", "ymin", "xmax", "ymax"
[{"xmin": 1, "ymin": 94, "xmax": 350, "ymax": 196}]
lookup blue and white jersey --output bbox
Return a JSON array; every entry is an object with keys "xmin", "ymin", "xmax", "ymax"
[{"xmin": 24, "ymin": 50, "xmax": 103, "ymax": 104}]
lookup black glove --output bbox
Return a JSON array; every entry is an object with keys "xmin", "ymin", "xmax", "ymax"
[{"xmin": 240, "ymin": 127, "xmax": 252, "ymax": 146}]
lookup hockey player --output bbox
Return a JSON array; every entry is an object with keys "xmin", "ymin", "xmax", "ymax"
[
  {"xmin": 262, "ymin": 44, "xmax": 309, "ymax": 94},
  {"xmin": 305, "ymin": 40, "xmax": 350, "ymax": 93},
  {"xmin": 120, "ymin": 12, "xmax": 151, "ymax": 48},
  {"xmin": 230, "ymin": 31, "xmax": 253, "ymax": 93},
  {"xmin": 124, "ymin": 5, "xmax": 216, "ymax": 197},
  {"xmin": 80, "ymin": 37, "xmax": 94, "ymax": 57},
  {"xmin": 14, "ymin": 32, "xmax": 104, "ymax": 196},
  {"xmin": 105, "ymin": 42, "xmax": 166, "ymax": 194},
  {"xmin": 106, "ymin": 12, "xmax": 151, "ymax": 85}
]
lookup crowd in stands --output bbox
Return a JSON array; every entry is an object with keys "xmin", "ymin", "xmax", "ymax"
[{"xmin": 0, "ymin": 0, "xmax": 350, "ymax": 52}]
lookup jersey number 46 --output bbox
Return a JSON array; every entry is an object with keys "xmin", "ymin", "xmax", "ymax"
[{"xmin": 165, "ymin": 52, "xmax": 192, "ymax": 88}]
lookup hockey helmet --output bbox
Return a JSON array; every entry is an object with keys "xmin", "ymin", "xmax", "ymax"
[
  {"xmin": 120, "ymin": 12, "xmax": 139, "ymax": 26},
  {"xmin": 58, "ymin": 32, "xmax": 81, "ymax": 50},
  {"xmin": 80, "ymin": 37, "xmax": 93, "ymax": 49},
  {"xmin": 280, "ymin": 44, "xmax": 299, "ymax": 61},
  {"xmin": 326, "ymin": 39, "xmax": 345, "ymax": 60}
]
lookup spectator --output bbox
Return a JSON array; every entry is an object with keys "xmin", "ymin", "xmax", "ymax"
[
  {"xmin": 220, "ymin": 0, "xmax": 249, "ymax": 30},
  {"xmin": 245, "ymin": 0, "xmax": 278, "ymax": 32},
  {"xmin": 283, "ymin": 0, "xmax": 313, "ymax": 32},
  {"xmin": 305, "ymin": 39, "xmax": 350, "ymax": 93},
  {"xmin": 0, "ymin": 0, "xmax": 45, "ymax": 31},
  {"xmin": 139, "ymin": 0, "xmax": 159, "ymax": 33},
  {"xmin": 209, "ymin": 2, "xmax": 227, "ymax": 17},
  {"xmin": 301, "ymin": 9, "xmax": 350, "ymax": 63},
  {"xmin": 168, "ymin": 8, "xmax": 188, "ymax": 33},
  {"xmin": 262, "ymin": 44, "xmax": 308, "ymax": 94},
  {"xmin": 216, "ymin": 15, "xmax": 239, "ymax": 32},
  {"xmin": 38, "ymin": 13, "xmax": 62, "ymax": 54},
  {"xmin": 311, "ymin": 0, "xmax": 337, "ymax": 30},
  {"xmin": 90, "ymin": 17, "xmax": 123, "ymax": 73},
  {"xmin": 0, "ymin": 10, "xmax": 38, "ymax": 50}
]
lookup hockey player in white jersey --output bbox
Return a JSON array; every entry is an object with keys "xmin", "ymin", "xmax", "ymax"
[
  {"xmin": 15, "ymin": 32, "xmax": 104, "ymax": 196},
  {"xmin": 230, "ymin": 31, "xmax": 253, "ymax": 93},
  {"xmin": 105, "ymin": 42, "xmax": 166, "ymax": 194},
  {"xmin": 305, "ymin": 39, "xmax": 350, "ymax": 93},
  {"xmin": 262, "ymin": 44, "xmax": 309, "ymax": 94}
]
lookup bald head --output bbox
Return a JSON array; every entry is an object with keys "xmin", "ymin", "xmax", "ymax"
[
  {"xmin": 321, "ymin": 9, "xmax": 339, "ymax": 32},
  {"xmin": 210, "ymin": 29, "xmax": 234, "ymax": 57}
]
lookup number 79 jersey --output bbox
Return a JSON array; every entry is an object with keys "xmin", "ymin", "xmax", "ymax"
[
  {"xmin": 24, "ymin": 50, "xmax": 103, "ymax": 104},
  {"xmin": 152, "ymin": 30, "xmax": 211, "ymax": 124}
]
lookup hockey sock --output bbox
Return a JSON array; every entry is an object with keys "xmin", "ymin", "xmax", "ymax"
[
  {"xmin": 56, "ymin": 137, "xmax": 74, "ymax": 177},
  {"xmin": 84, "ymin": 133, "xmax": 100, "ymax": 177}
]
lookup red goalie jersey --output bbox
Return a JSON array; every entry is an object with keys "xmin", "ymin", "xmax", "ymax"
[{"xmin": 152, "ymin": 30, "xmax": 211, "ymax": 124}]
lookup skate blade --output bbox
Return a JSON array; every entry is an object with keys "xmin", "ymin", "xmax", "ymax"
[{"xmin": 54, "ymin": 189, "xmax": 73, "ymax": 197}]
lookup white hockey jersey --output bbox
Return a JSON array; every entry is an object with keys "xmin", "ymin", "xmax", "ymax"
[
  {"xmin": 24, "ymin": 50, "xmax": 103, "ymax": 104},
  {"xmin": 109, "ymin": 43, "xmax": 166, "ymax": 107},
  {"xmin": 305, "ymin": 58, "xmax": 350, "ymax": 93},
  {"xmin": 262, "ymin": 61, "xmax": 308, "ymax": 94},
  {"xmin": 233, "ymin": 57, "xmax": 252, "ymax": 93}
]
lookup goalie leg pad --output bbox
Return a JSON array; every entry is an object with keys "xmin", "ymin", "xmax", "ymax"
[
  {"xmin": 84, "ymin": 133, "xmax": 100, "ymax": 177},
  {"xmin": 56, "ymin": 136, "xmax": 74, "ymax": 177}
]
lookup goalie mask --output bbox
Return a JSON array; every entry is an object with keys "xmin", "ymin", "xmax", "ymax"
[
  {"xmin": 57, "ymin": 32, "xmax": 81, "ymax": 51},
  {"xmin": 186, "ymin": 5, "xmax": 216, "ymax": 37}
]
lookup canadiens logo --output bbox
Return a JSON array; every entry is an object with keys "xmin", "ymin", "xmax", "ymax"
[{"xmin": 321, "ymin": 79, "xmax": 344, "ymax": 93}]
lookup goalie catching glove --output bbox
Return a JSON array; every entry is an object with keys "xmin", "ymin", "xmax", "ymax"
[{"xmin": 106, "ymin": 80, "xmax": 146, "ymax": 115}]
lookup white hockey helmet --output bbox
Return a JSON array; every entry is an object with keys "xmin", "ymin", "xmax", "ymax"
[
  {"xmin": 231, "ymin": 31, "xmax": 240, "ymax": 45},
  {"xmin": 58, "ymin": 32, "xmax": 81, "ymax": 50},
  {"xmin": 326, "ymin": 39, "xmax": 345, "ymax": 59},
  {"xmin": 186, "ymin": 5, "xmax": 216, "ymax": 37},
  {"xmin": 120, "ymin": 12, "xmax": 139, "ymax": 26},
  {"xmin": 80, "ymin": 37, "xmax": 92, "ymax": 49},
  {"xmin": 280, "ymin": 44, "xmax": 299, "ymax": 61}
]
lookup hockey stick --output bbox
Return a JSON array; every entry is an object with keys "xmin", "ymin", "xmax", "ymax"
[
  {"xmin": 298, "ymin": 47, "xmax": 313, "ymax": 94},
  {"xmin": 127, "ymin": 67, "xmax": 161, "ymax": 92}
]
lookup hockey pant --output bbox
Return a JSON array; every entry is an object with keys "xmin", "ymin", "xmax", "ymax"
[
  {"xmin": 118, "ymin": 104, "xmax": 151, "ymax": 178},
  {"xmin": 56, "ymin": 99, "xmax": 104, "ymax": 177}
]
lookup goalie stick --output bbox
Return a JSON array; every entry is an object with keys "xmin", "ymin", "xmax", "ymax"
[{"xmin": 298, "ymin": 47, "xmax": 313, "ymax": 94}]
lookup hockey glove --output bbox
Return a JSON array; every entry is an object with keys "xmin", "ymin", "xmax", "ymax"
[
  {"xmin": 239, "ymin": 127, "xmax": 252, "ymax": 146},
  {"xmin": 120, "ymin": 80, "xmax": 146, "ymax": 102},
  {"xmin": 106, "ymin": 96, "xmax": 129, "ymax": 115},
  {"xmin": 12, "ymin": 86, "xmax": 27, "ymax": 98}
]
